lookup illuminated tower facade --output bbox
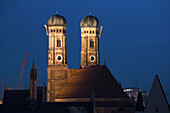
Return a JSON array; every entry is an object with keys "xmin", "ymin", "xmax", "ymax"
[
  {"xmin": 80, "ymin": 14, "xmax": 100, "ymax": 68},
  {"xmin": 46, "ymin": 12, "xmax": 68, "ymax": 102}
]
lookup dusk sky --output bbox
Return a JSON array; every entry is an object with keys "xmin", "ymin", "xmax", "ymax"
[{"xmin": 0, "ymin": 0, "xmax": 170, "ymax": 101}]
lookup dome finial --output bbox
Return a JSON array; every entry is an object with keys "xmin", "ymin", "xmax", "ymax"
[
  {"xmin": 56, "ymin": 10, "xmax": 58, "ymax": 14},
  {"xmin": 89, "ymin": 12, "xmax": 91, "ymax": 15}
]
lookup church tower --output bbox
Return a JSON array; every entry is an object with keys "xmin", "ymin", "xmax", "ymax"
[
  {"xmin": 46, "ymin": 12, "xmax": 68, "ymax": 102},
  {"xmin": 80, "ymin": 13, "xmax": 100, "ymax": 68},
  {"xmin": 30, "ymin": 59, "xmax": 37, "ymax": 100}
]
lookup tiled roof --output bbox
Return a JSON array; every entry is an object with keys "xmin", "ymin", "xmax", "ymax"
[{"xmin": 57, "ymin": 65, "xmax": 128, "ymax": 99}]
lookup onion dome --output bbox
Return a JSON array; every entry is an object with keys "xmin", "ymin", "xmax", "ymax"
[
  {"xmin": 48, "ymin": 12, "xmax": 67, "ymax": 27},
  {"xmin": 80, "ymin": 13, "xmax": 100, "ymax": 28}
]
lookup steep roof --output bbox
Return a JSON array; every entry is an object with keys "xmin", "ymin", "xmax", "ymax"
[
  {"xmin": 135, "ymin": 91, "xmax": 145, "ymax": 111},
  {"xmin": 144, "ymin": 75, "xmax": 170, "ymax": 113},
  {"xmin": 57, "ymin": 65, "xmax": 128, "ymax": 99}
]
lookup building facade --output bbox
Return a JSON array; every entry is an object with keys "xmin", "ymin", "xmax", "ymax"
[
  {"xmin": 80, "ymin": 14, "xmax": 100, "ymax": 68},
  {"xmin": 46, "ymin": 12, "xmax": 101, "ymax": 102},
  {"xmin": 47, "ymin": 13, "xmax": 68, "ymax": 102}
]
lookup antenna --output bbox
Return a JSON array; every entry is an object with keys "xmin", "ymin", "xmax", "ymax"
[{"xmin": 135, "ymin": 78, "xmax": 137, "ymax": 88}]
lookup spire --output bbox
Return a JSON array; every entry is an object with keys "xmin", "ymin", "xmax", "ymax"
[
  {"xmin": 56, "ymin": 10, "xmax": 58, "ymax": 14},
  {"xmin": 89, "ymin": 11, "xmax": 91, "ymax": 15},
  {"xmin": 135, "ymin": 91, "xmax": 145, "ymax": 111},
  {"xmin": 32, "ymin": 58, "xmax": 36, "ymax": 70},
  {"xmin": 30, "ymin": 58, "xmax": 37, "ymax": 75}
]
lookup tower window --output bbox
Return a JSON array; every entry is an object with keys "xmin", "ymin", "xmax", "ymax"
[
  {"xmin": 57, "ymin": 39, "xmax": 61, "ymax": 47},
  {"xmin": 60, "ymin": 29, "xmax": 61, "ymax": 32},
  {"xmin": 90, "ymin": 31, "xmax": 91, "ymax": 34},
  {"xmin": 54, "ymin": 29, "xmax": 55, "ymax": 32},
  {"xmin": 51, "ymin": 30, "xmax": 53, "ymax": 32},
  {"xmin": 57, "ymin": 29, "xmax": 58, "ymax": 32},
  {"xmin": 84, "ymin": 31, "xmax": 86, "ymax": 33},
  {"xmin": 90, "ymin": 40, "xmax": 94, "ymax": 48},
  {"xmin": 87, "ymin": 31, "xmax": 88, "ymax": 33},
  {"xmin": 93, "ymin": 31, "xmax": 94, "ymax": 34}
]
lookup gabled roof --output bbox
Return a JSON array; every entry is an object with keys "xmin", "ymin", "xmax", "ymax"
[
  {"xmin": 57, "ymin": 65, "xmax": 128, "ymax": 99},
  {"xmin": 144, "ymin": 75, "xmax": 170, "ymax": 113},
  {"xmin": 135, "ymin": 91, "xmax": 145, "ymax": 111}
]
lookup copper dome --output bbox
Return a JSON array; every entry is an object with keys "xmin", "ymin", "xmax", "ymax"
[
  {"xmin": 48, "ymin": 14, "xmax": 67, "ymax": 27},
  {"xmin": 80, "ymin": 15, "xmax": 100, "ymax": 28}
]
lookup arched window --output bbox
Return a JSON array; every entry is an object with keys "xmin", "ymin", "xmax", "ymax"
[
  {"xmin": 57, "ymin": 39, "xmax": 61, "ymax": 47},
  {"xmin": 90, "ymin": 40, "xmax": 94, "ymax": 48}
]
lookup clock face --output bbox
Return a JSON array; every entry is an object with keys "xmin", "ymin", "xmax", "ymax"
[
  {"xmin": 56, "ymin": 55, "xmax": 63, "ymax": 62},
  {"xmin": 89, "ymin": 55, "xmax": 96, "ymax": 62}
]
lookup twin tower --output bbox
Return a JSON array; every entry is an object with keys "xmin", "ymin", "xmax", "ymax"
[{"xmin": 46, "ymin": 12, "xmax": 101, "ymax": 102}]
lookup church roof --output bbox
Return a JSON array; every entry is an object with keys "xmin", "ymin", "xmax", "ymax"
[
  {"xmin": 57, "ymin": 65, "xmax": 128, "ymax": 99},
  {"xmin": 144, "ymin": 75, "xmax": 170, "ymax": 113}
]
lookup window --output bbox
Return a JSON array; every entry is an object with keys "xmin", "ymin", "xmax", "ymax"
[
  {"xmin": 90, "ymin": 40, "xmax": 94, "ymax": 48},
  {"xmin": 84, "ymin": 31, "xmax": 86, "ymax": 33},
  {"xmin": 93, "ymin": 31, "xmax": 94, "ymax": 34},
  {"xmin": 48, "ymin": 56, "xmax": 50, "ymax": 60},
  {"xmin": 90, "ymin": 31, "xmax": 91, "ymax": 34},
  {"xmin": 60, "ymin": 29, "xmax": 61, "ymax": 32},
  {"xmin": 51, "ymin": 29, "xmax": 55, "ymax": 32},
  {"xmin": 57, "ymin": 29, "xmax": 58, "ymax": 32},
  {"xmin": 57, "ymin": 39, "xmax": 61, "ymax": 47},
  {"xmin": 87, "ymin": 31, "xmax": 88, "ymax": 33}
]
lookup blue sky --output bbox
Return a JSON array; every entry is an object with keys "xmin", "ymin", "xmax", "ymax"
[{"xmin": 0, "ymin": 0, "xmax": 170, "ymax": 101}]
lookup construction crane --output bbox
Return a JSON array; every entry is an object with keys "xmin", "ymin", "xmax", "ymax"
[{"xmin": 17, "ymin": 51, "xmax": 29, "ymax": 90}]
